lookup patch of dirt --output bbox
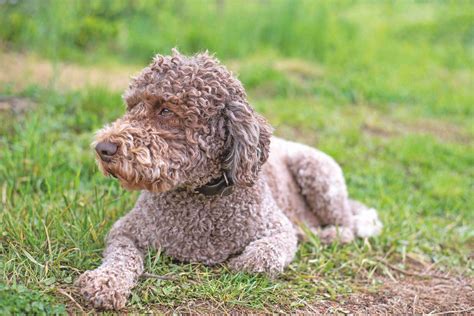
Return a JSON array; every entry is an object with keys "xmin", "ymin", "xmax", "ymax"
[
  {"xmin": 405, "ymin": 118, "xmax": 473, "ymax": 144},
  {"xmin": 0, "ymin": 96, "xmax": 37, "ymax": 135},
  {"xmin": 362, "ymin": 116, "xmax": 472, "ymax": 144},
  {"xmin": 362, "ymin": 123, "xmax": 399, "ymax": 139},
  {"xmin": 0, "ymin": 51, "xmax": 138, "ymax": 92},
  {"xmin": 229, "ymin": 57, "xmax": 324, "ymax": 79},
  {"xmin": 274, "ymin": 58, "xmax": 325, "ymax": 83},
  {"xmin": 0, "ymin": 96, "xmax": 36, "ymax": 115},
  {"xmin": 142, "ymin": 301, "xmax": 267, "ymax": 315},
  {"xmin": 313, "ymin": 276, "xmax": 473, "ymax": 314}
]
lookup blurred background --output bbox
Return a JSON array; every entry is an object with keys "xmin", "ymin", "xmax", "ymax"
[
  {"xmin": 0, "ymin": 0, "xmax": 473, "ymax": 313},
  {"xmin": 0, "ymin": 0, "xmax": 472, "ymax": 114}
]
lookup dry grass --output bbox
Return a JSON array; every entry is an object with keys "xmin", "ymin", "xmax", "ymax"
[{"xmin": 0, "ymin": 52, "xmax": 136, "ymax": 92}]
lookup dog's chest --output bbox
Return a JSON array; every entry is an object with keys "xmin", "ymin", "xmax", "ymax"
[{"xmin": 153, "ymin": 194, "xmax": 261, "ymax": 265}]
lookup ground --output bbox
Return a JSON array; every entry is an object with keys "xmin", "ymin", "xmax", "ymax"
[
  {"xmin": 0, "ymin": 51, "xmax": 472, "ymax": 314},
  {"xmin": 0, "ymin": 1, "xmax": 473, "ymax": 313}
]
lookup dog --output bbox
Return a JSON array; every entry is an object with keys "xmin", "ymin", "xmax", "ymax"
[{"xmin": 76, "ymin": 49, "xmax": 382, "ymax": 310}]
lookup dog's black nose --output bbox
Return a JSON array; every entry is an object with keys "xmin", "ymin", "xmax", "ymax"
[{"xmin": 95, "ymin": 142, "xmax": 118, "ymax": 160}]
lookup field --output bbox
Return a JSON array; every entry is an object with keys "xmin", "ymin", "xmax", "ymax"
[{"xmin": 0, "ymin": 0, "xmax": 473, "ymax": 313}]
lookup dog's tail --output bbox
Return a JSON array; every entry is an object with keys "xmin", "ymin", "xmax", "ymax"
[{"xmin": 350, "ymin": 200, "xmax": 383, "ymax": 238}]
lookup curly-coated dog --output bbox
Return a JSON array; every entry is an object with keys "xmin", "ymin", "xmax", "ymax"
[{"xmin": 76, "ymin": 49, "xmax": 382, "ymax": 310}]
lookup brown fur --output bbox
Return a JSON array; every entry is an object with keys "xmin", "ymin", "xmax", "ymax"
[{"xmin": 76, "ymin": 50, "xmax": 382, "ymax": 310}]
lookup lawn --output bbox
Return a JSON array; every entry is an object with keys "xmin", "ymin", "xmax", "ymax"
[{"xmin": 0, "ymin": 1, "xmax": 473, "ymax": 314}]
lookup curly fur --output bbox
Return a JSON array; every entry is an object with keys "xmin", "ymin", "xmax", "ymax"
[{"xmin": 76, "ymin": 49, "xmax": 382, "ymax": 310}]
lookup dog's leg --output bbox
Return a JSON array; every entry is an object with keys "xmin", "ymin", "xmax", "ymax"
[
  {"xmin": 286, "ymin": 144, "xmax": 381, "ymax": 243},
  {"xmin": 228, "ymin": 211, "xmax": 298, "ymax": 276},
  {"xmin": 75, "ymin": 208, "xmax": 149, "ymax": 310}
]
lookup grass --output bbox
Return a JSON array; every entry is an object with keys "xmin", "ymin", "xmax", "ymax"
[{"xmin": 0, "ymin": 0, "xmax": 473, "ymax": 313}]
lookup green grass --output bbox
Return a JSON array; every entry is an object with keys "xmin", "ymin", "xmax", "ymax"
[{"xmin": 1, "ymin": 0, "xmax": 473, "ymax": 313}]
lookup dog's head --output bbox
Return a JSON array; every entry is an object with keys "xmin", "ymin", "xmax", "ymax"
[{"xmin": 93, "ymin": 49, "xmax": 272, "ymax": 193}]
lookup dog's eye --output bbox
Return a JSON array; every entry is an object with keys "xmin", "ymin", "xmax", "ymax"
[{"xmin": 159, "ymin": 108, "xmax": 173, "ymax": 116}]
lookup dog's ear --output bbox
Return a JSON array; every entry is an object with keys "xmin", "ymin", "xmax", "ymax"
[{"xmin": 223, "ymin": 101, "xmax": 272, "ymax": 186}]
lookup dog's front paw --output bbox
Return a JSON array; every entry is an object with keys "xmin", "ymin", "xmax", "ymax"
[
  {"xmin": 228, "ymin": 243, "xmax": 285, "ymax": 276},
  {"xmin": 75, "ymin": 269, "xmax": 130, "ymax": 310}
]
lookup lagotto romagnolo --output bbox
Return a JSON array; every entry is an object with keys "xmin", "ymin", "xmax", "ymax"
[{"xmin": 76, "ymin": 49, "xmax": 383, "ymax": 310}]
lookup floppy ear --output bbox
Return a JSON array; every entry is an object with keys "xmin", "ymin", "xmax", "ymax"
[{"xmin": 223, "ymin": 101, "xmax": 273, "ymax": 186}]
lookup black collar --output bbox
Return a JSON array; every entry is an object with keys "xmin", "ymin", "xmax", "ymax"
[{"xmin": 196, "ymin": 172, "xmax": 234, "ymax": 197}]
